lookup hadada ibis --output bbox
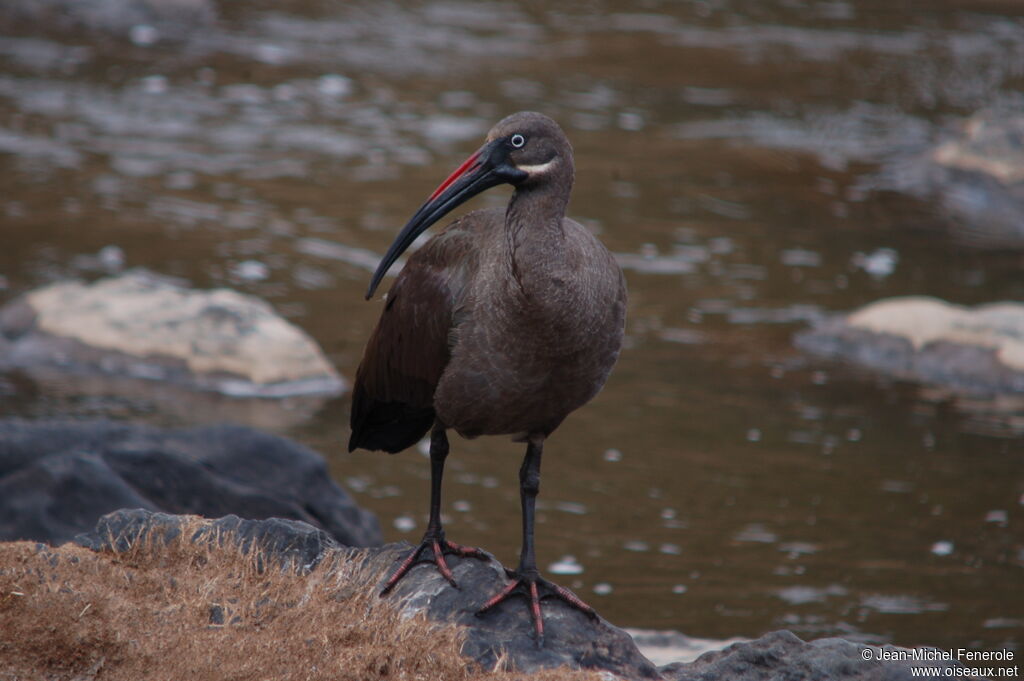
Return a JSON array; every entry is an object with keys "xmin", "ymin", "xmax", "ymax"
[{"xmin": 349, "ymin": 111, "xmax": 627, "ymax": 644}]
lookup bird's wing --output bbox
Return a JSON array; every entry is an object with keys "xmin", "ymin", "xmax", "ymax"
[{"xmin": 348, "ymin": 211, "xmax": 494, "ymax": 453}]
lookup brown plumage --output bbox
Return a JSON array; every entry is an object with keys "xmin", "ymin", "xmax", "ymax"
[{"xmin": 349, "ymin": 111, "xmax": 627, "ymax": 645}]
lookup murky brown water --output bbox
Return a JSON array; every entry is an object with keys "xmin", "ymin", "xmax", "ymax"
[{"xmin": 1, "ymin": 0, "xmax": 1022, "ymax": 653}]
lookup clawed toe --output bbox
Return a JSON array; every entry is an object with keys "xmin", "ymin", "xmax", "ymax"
[
  {"xmin": 380, "ymin": 535, "xmax": 489, "ymax": 596},
  {"xmin": 476, "ymin": 572, "xmax": 597, "ymax": 646}
]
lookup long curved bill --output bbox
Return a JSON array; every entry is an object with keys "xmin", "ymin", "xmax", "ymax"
[{"xmin": 365, "ymin": 139, "xmax": 517, "ymax": 300}]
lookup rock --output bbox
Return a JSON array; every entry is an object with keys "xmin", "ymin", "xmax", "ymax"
[
  {"xmin": 0, "ymin": 420, "xmax": 381, "ymax": 547},
  {"xmin": 75, "ymin": 508, "xmax": 662, "ymax": 679},
  {"xmin": 931, "ymin": 112, "xmax": 1024, "ymax": 186},
  {"xmin": 660, "ymin": 630, "xmax": 980, "ymax": 681},
  {"xmin": 73, "ymin": 510, "xmax": 977, "ymax": 681},
  {"xmin": 894, "ymin": 108, "xmax": 1024, "ymax": 245},
  {"xmin": 0, "ymin": 270, "xmax": 345, "ymax": 398},
  {"xmin": 795, "ymin": 296, "xmax": 1024, "ymax": 395},
  {"xmin": 375, "ymin": 552, "xmax": 661, "ymax": 678},
  {"xmin": 627, "ymin": 628, "xmax": 747, "ymax": 667},
  {"xmin": 75, "ymin": 509, "xmax": 338, "ymax": 574}
]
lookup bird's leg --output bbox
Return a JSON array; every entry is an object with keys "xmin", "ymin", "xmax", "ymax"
[
  {"xmin": 476, "ymin": 435, "xmax": 597, "ymax": 646},
  {"xmin": 380, "ymin": 425, "xmax": 487, "ymax": 596}
]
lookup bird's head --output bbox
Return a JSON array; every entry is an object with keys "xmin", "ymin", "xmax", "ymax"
[
  {"xmin": 483, "ymin": 111, "xmax": 574, "ymax": 189},
  {"xmin": 365, "ymin": 112, "xmax": 572, "ymax": 299}
]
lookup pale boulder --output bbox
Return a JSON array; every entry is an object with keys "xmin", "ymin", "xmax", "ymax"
[
  {"xmin": 795, "ymin": 296, "xmax": 1024, "ymax": 395},
  {"xmin": 0, "ymin": 270, "xmax": 344, "ymax": 397}
]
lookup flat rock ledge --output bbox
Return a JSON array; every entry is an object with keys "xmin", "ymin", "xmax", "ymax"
[
  {"xmin": 0, "ymin": 270, "xmax": 345, "ymax": 398},
  {"xmin": 71, "ymin": 509, "xmax": 977, "ymax": 680},
  {"xmin": 795, "ymin": 296, "xmax": 1024, "ymax": 396},
  {"xmin": 0, "ymin": 419, "xmax": 382, "ymax": 547}
]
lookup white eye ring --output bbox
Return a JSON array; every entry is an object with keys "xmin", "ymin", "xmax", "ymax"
[{"xmin": 510, "ymin": 133, "xmax": 526, "ymax": 148}]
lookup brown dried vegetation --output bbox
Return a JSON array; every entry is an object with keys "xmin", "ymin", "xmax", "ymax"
[{"xmin": 0, "ymin": 518, "xmax": 602, "ymax": 681}]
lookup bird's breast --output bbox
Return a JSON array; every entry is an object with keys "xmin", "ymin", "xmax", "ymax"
[{"xmin": 433, "ymin": 233, "xmax": 626, "ymax": 438}]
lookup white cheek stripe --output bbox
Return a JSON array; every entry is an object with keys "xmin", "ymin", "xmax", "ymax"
[{"xmin": 517, "ymin": 159, "xmax": 556, "ymax": 175}]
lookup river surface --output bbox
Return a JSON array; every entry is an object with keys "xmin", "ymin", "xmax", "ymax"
[{"xmin": 1, "ymin": 0, "xmax": 1022, "ymax": 654}]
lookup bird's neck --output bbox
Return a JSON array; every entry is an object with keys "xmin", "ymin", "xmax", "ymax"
[{"xmin": 500, "ymin": 185, "xmax": 571, "ymax": 297}]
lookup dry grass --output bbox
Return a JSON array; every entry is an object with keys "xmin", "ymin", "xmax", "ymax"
[{"xmin": 0, "ymin": 518, "xmax": 603, "ymax": 681}]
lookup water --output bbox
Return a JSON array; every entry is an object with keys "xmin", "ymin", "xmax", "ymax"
[{"xmin": 1, "ymin": 0, "xmax": 1022, "ymax": 653}]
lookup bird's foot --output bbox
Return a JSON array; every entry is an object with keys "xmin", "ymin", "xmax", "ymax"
[
  {"xmin": 380, "ymin": 533, "xmax": 488, "ymax": 596},
  {"xmin": 476, "ymin": 569, "xmax": 598, "ymax": 647}
]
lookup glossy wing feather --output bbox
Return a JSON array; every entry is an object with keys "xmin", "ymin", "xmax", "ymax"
[{"xmin": 348, "ymin": 214, "xmax": 489, "ymax": 453}]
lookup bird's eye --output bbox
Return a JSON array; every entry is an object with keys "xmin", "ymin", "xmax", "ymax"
[{"xmin": 510, "ymin": 133, "xmax": 526, "ymax": 148}]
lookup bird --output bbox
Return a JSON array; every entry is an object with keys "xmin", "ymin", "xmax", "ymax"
[{"xmin": 348, "ymin": 111, "xmax": 627, "ymax": 644}]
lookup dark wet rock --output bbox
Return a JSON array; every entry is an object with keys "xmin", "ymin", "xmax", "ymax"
[
  {"xmin": 0, "ymin": 420, "xmax": 381, "ymax": 547},
  {"xmin": 660, "ymin": 630, "xmax": 980, "ymax": 681},
  {"xmin": 894, "ymin": 108, "xmax": 1024, "ymax": 245},
  {"xmin": 795, "ymin": 296, "xmax": 1024, "ymax": 395},
  {"xmin": 0, "ymin": 270, "xmax": 345, "ymax": 398},
  {"xmin": 76, "ymin": 508, "xmax": 662, "ymax": 679},
  {"xmin": 75, "ymin": 509, "xmax": 338, "ymax": 574},
  {"xmin": 375, "ymin": 550, "xmax": 661, "ymax": 678}
]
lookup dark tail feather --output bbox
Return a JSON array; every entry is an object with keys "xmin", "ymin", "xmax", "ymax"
[{"xmin": 348, "ymin": 383, "xmax": 435, "ymax": 454}]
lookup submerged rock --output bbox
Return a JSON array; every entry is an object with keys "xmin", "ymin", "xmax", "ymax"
[
  {"xmin": 0, "ymin": 270, "xmax": 345, "ymax": 398},
  {"xmin": 0, "ymin": 420, "xmax": 381, "ymax": 547},
  {"xmin": 72, "ymin": 509, "xmax": 977, "ymax": 680},
  {"xmin": 896, "ymin": 108, "xmax": 1024, "ymax": 245},
  {"xmin": 931, "ymin": 111, "xmax": 1024, "ymax": 187},
  {"xmin": 627, "ymin": 628, "xmax": 747, "ymax": 667},
  {"xmin": 796, "ymin": 296, "xmax": 1024, "ymax": 395}
]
